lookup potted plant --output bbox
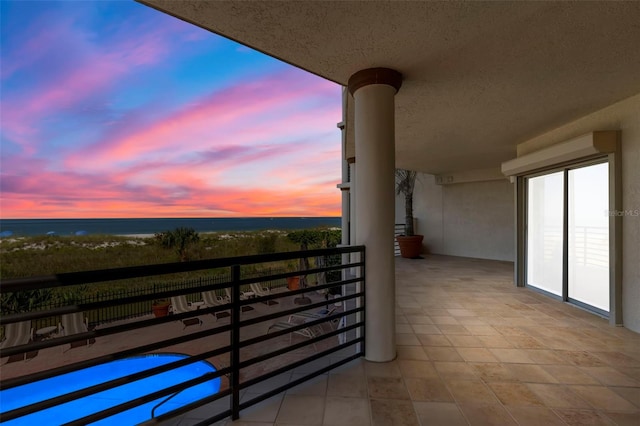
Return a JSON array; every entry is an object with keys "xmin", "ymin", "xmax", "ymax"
[
  {"xmin": 152, "ymin": 299, "xmax": 170, "ymax": 317},
  {"xmin": 395, "ymin": 168, "xmax": 424, "ymax": 258}
]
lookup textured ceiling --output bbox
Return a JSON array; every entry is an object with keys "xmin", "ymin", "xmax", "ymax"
[{"xmin": 141, "ymin": 1, "xmax": 640, "ymax": 174}]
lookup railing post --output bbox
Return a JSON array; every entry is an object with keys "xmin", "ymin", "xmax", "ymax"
[{"xmin": 230, "ymin": 264, "xmax": 241, "ymax": 420}]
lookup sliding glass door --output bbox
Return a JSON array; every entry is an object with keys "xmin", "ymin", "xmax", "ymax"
[
  {"xmin": 526, "ymin": 172, "xmax": 564, "ymax": 297},
  {"xmin": 525, "ymin": 161, "xmax": 610, "ymax": 315},
  {"xmin": 568, "ymin": 163, "xmax": 609, "ymax": 313}
]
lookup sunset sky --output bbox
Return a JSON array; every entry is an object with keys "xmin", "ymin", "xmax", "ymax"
[{"xmin": 0, "ymin": 1, "xmax": 342, "ymax": 219}]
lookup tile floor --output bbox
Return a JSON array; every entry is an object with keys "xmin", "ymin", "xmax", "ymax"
[{"xmin": 208, "ymin": 254, "xmax": 640, "ymax": 426}]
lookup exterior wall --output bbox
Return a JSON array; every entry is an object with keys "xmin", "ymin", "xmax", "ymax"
[
  {"xmin": 410, "ymin": 173, "xmax": 514, "ymax": 262},
  {"xmin": 516, "ymin": 93, "xmax": 640, "ymax": 332}
]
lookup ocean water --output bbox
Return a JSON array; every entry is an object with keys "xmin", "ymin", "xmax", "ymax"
[{"xmin": 0, "ymin": 217, "xmax": 341, "ymax": 237}]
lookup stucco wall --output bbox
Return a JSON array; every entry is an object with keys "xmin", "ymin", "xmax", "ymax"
[
  {"xmin": 516, "ymin": 93, "xmax": 640, "ymax": 332},
  {"xmin": 409, "ymin": 174, "xmax": 514, "ymax": 262}
]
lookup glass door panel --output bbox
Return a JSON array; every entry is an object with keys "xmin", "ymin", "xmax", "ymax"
[
  {"xmin": 526, "ymin": 172, "xmax": 564, "ymax": 296},
  {"xmin": 568, "ymin": 163, "xmax": 610, "ymax": 312}
]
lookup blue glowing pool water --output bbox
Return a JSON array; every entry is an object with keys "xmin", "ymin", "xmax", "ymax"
[{"xmin": 0, "ymin": 354, "xmax": 221, "ymax": 425}]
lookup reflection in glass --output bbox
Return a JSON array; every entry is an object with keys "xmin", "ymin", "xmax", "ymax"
[
  {"xmin": 568, "ymin": 163, "xmax": 609, "ymax": 312},
  {"xmin": 526, "ymin": 172, "xmax": 564, "ymax": 296}
]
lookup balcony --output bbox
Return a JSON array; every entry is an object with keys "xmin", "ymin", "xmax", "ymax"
[
  {"xmin": 2, "ymin": 252, "xmax": 640, "ymax": 425},
  {"xmin": 0, "ymin": 246, "xmax": 365, "ymax": 425}
]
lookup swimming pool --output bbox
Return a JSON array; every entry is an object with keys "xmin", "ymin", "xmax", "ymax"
[{"xmin": 0, "ymin": 353, "xmax": 221, "ymax": 425}]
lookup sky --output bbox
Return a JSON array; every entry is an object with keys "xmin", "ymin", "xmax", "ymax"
[{"xmin": 0, "ymin": 1, "xmax": 343, "ymax": 219}]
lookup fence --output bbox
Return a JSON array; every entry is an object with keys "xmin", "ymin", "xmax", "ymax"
[{"xmin": 7, "ymin": 268, "xmax": 291, "ymax": 331}]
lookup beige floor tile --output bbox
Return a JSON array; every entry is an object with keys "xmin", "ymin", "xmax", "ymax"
[
  {"xmin": 579, "ymin": 366, "xmax": 640, "ymax": 387},
  {"xmin": 447, "ymin": 335, "xmax": 483, "ymax": 348},
  {"xmin": 398, "ymin": 360, "xmax": 438, "ymax": 379},
  {"xmin": 458, "ymin": 404, "xmax": 517, "ymax": 426},
  {"xmin": 326, "ymin": 373, "xmax": 367, "ymax": 398},
  {"xmin": 275, "ymin": 394, "xmax": 325, "ymax": 425},
  {"xmin": 438, "ymin": 324, "xmax": 471, "ymax": 335},
  {"xmin": 367, "ymin": 376, "xmax": 410, "ymax": 400},
  {"xmin": 559, "ymin": 351, "xmax": 609, "ymax": 367},
  {"xmin": 236, "ymin": 394, "xmax": 283, "ymax": 423},
  {"xmin": 487, "ymin": 382, "xmax": 543, "ymax": 406},
  {"xmin": 396, "ymin": 346, "xmax": 429, "ymax": 360},
  {"xmin": 322, "ymin": 396, "xmax": 370, "ymax": 426},
  {"xmin": 413, "ymin": 401, "xmax": 468, "ymax": 426},
  {"xmin": 417, "ymin": 334, "xmax": 452, "ymax": 347},
  {"xmin": 365, "ymin": 361, "xmax": 402, "ymax": 377},
  {"xmin": 591, "ymin": 351, "xmax": 640, "ymax": 368},
  {"xmin": 610, "ymin": 386, "xmax": 640, "ymax": 408},
  {"xmin": 526, "ymin": 383, "xmax": 591, "ymax": 408},
  {"xmin": 569, "ymin": 385, "xmax": 638, "ymax": 411},
  {"xmin": 455, "ymin": 348, "xmax": 498, "ymax": 363},
  {"xmin": 434, "ymin": 361, "xmax": 478, "ymax": 380},
  {"xmin": 411, "ymin": 324, "xmax": 442, "ymax": 335},
  {"xmin": 404, "ymin": 377, "xmax": 454, "ymax": 402},
  {"xmin": 287, "ymin": 374, "xmax": 327, "ymax": 396},
  {"xmin": 488, "ymin": 348, "xmax": 534, "ymax": 364},
  {"xmin": 503, "ymin": 364, "xmax": 558, "ymax": 384},
  {"xmin": 470, "ymin": 363, "xmax": 517, "ymax": 382},
  {"xmin": 448, "ymin": 309, "xmax": 475, "ymax": 317},
  {"xmin": 396, "ymin": 333, "xmax": 421, "ymax": 346},
  {"xmin": 476, "ymin": 335, "xmax": 514, "ymax": 349},
  {"xmin": 493, "ymin": 326, "xmax": 529, "ymax": 337},
  {"xmin": 369, "ymin": 398, "xmax": 419, "ymax": 426},
  {"xmin": 423, "ymin": 346, "xmax": 463, "ymax": 362},
  {"xmin": 404, "ymin": 315, "xmax": 433, "ymax": 325},
  {"xmin": 463, "ymin": 325, "xmax": 499, "ymax": 336},
  {"xmin": 396, "ymin": 324, "xmax": 414, "ymax": 334},
  {"xmin": 602, "ymin": 411, "xmax": 640, "ymax": 426},
  {"xmin": 540, "ymin": 365, "xmax": 600, "ymax": 385},
  {"xmin": 522, "ymin": 349, "xmax": 568, "ymax": 365},
  {"xmin": 446, "ymin": 380, "xmax": 499, "ymax": 404},
  {"xmin": 503, "ymin": 335, "xmax": 546, "ymax": 349},
  {"xmin": 553, "ymin": 409, "xmax": 616, "ymax": 426},
  {"xmin": 430, "ymin": 316, "xmax": 460, "ymax": 325},
  {"xmin": 505, "ymin": 406, "xmax": 566, "ymax": 426}
]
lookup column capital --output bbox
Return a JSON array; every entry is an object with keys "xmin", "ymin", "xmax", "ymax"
[{"xmin": 347, "ymin": 68, "xmax": 402, "ymax": 96}]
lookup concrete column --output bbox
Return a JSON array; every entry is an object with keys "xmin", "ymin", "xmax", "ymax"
[{"xmin": 348, "ymin": 68, "xmax": 402, "ymax": 362}]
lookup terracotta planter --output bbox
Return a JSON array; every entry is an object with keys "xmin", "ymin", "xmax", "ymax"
[
  {"xmin": 286, "ymin": 276, "xmax": 300, "ymax": 290},
  {"xmin": 152, "ymin": 303, "xmax": 170, "ymax": 318},
  {"xmin": 396, "ymin": 235, "xmax": 424, "ymax": 258}
]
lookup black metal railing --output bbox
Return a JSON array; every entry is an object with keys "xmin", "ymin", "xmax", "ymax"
[{"xmin": 0, "ymin": 246, "xmax": 365, "ymax": 425}]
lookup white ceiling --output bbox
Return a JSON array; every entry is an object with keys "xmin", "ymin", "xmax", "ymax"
[{"xmin": 141, "ymin": 1, "xmax": 640, "ymax": 174}]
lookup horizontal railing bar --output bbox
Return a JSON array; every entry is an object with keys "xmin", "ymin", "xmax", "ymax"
[
  {"xmin": 238, "ymin": 303, "xmax": 362, "ymax": 349},
  {"xmin": 0, "ymin": 303, "xmax": 233, "ymax": 358},
  {"xmin": 240, "ymin": 338, "xmax": 364, "ymax": 392},
  {"xmin": 1, "ymin": 246, "xmax": 365, "ymax": 292},
  {"xmin": 239, "ymin": 350, "xmax": 363, "ymax": 412},
  {"xmin": 1, "ymin": 322, "xmax": 234, "ymax": 390},
  {"xmin": 240, "ymin": 320, "xmax": 363, "ymax": 371},
  {"xmin": 237, "ymin": 292, "xmax": 363, "ymax": 330},
  {"xmin": 0, "ymin": 265, "xmax": 363, "ymax": 326}
]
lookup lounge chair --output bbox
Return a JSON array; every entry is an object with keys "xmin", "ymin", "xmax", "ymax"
[
  {"xmin": 59, "ymin": 313, "xmax": 94, "ymax": 351},
  {"xmin": 170, "ymin": 296, "xmax": 203, "ymax": 328},
  {"xmin": 250, "ymin": 283, "xmax": 279, "ymax": 305},
  {"xmin": 1, "ymin": 320, "xmax": 35, "ymax": 362},
  {"xmin": 202, "ymin": 291, "xmax": 231, "ymax": 319},
  {"xmin": 288, "ymin": 307, "xmax": 338, "ymax": 329},
  {"xmin": 267, "ymin": 321, "xmax": 322, "ymax": 339},
  {"xmin": 224, "ymin": 288, "xmax": 254, "ymax": 312}
]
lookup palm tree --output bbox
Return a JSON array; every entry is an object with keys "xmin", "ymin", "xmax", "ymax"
[{"xmin": 396, "ymin": 168, "xmax": 417, "ymax": 236}]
